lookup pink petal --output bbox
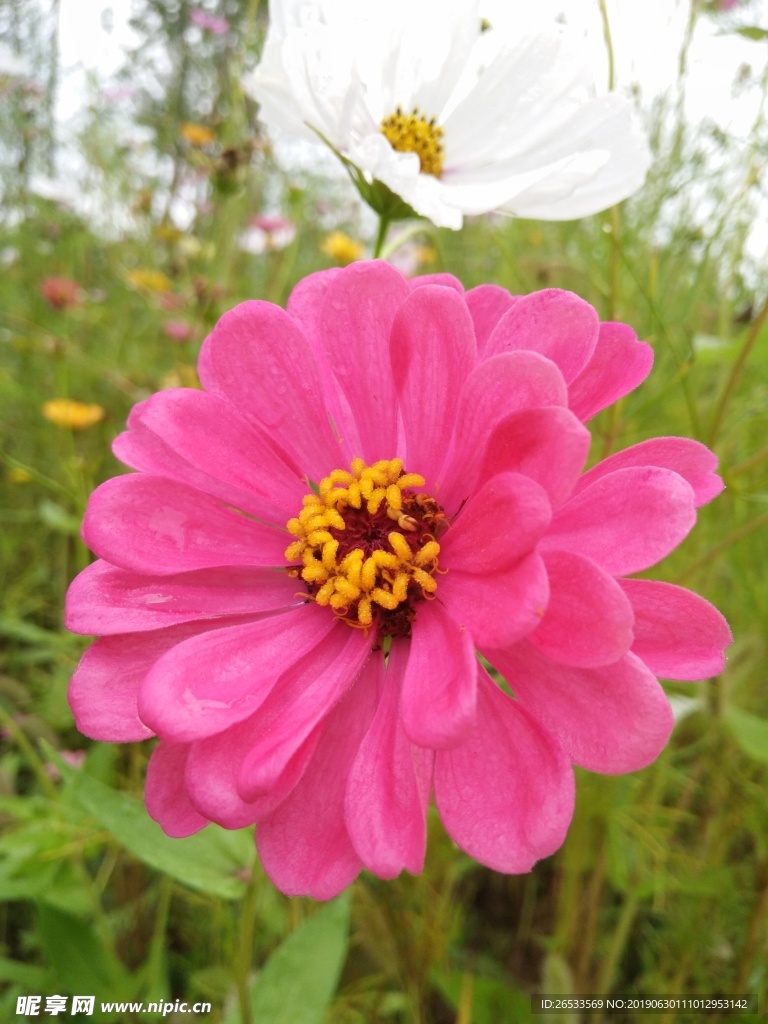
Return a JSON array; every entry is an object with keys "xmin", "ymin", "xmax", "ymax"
[
  {"xmin": 568, "ymin": 322, "xmax": 653, "ymax": 422},
  {"xmin": 439, "ymin": 351, "xmax": 568, "ymax": 510},
  {"xmin": 285, "ymin": 266, "xmax": 362, "ymax": 462},
  {"xmin": 145, "ymin": 742, "xmax": 209, "ymax": 838},
  {"xmin": 137, "ymin": 605, "xmax": 337, "ymax": 742},
  {"xmin": 286, "ymin": 267, "xmax": 341, "ymax": 339},
  {"xmin": 390, "ymin": 285, "xmax": 476, "ymax": 484},
  {"xmin": 66, "ymin": 559, "xmax": 299, "ymax": 635},
  {"xmin": 465, "ymin": 284, "xmax": 519, "ymax": 358},
  {"xmin": 484, "ymin": 289, "xmax": 599, "ymax": 384},
  {"xmin": 408, "ymin": 272, "xmax": 464, "ymax": 292},
  {"xmin": 400, "ymin": 599, "xmax": 478, "ymax": 749},
  {"xmin": 620, "ymin": 579, "xmax": 732, "ymax": 680},
  {"xmin": 477, "ymin": 406, "xmax": 590, "ymax": 508},
  {"xmin": 185, "ymin": 715, "xmax": 321, "ymax": 829},
  {"xmin": 441, "ymin": 472, "xmax": 551, "ymax": 573},
  {"xmin": 198, "ymin": 300, "xmax": 340, "ymax": 476},
  {"xmin": 528, "ymin": 550, "xmax": 635, "ymax": 668},
  {"xmin": 574, "ymin": 437, "xmax": 724, "ymax": 508},
  {"xmin": 113, "ymin": 420, "xmax": 249, "ymax": 509},
  {"xmin": 317, "ymin": 260, "xmax": 408, "ymax": 461},
  {"xmin": 83, "ymin": 475, "xmax": 289, "ymax": 575},
  {"xmin": 68, "ymin": 618, "xmax": 248, "ymax": 741},
  {"xmin": 489, "ymin": 642, "xmax": 675, "ymax": 774},
  {"xmin": 544, "ymin": 466, "xmax": 697, "ymax": 575},
  {"xmin": 434, "ymin": 668, "xmax": 574, "ymax": 873},
  {"xmin": 438, "ymin": 553, "xmax": 550, "ymax": 649},
  {"xmin": 114, "ymin": 389, "xmax": 306, "ymax": 522},
  {"xmin": 345, "ymin": 644, "xmax": 433, "ymax": 878},
  {"xmin": 237, "ymin": 624, "xmax": 374, "ymax": 800},
  {"xmin": 256, "ymin": 672, "xmax": 380, "ymax": 899}
]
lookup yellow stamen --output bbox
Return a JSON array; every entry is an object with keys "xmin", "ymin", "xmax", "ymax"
[
  {"xmin": 372, "ymin": 587, "xmax": 400, "ymax": 610},
  {"xmin": 284, "ymin": 456, "xmax": 444, "ymax": 635},
  {"xmin": 358, "ymin": 597, "xmax": 373, "ymax": 628},
  {"xmin": 388, "ymin": 532, "xmax": 412, "ymax": 561},
  {"xmin": 380, "ymin": 107, "xmax": 445, "ymax": 178},
  {"xmin": 367, "ymin": 488, "xmax": 387, "ymax": 514}
]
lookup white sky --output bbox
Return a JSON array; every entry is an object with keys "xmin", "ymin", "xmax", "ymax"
[
  {"xmin": 54, "ymin": 0, "xmax": 768, "ymax": 135},
  {"xmin": 49, "ymin": 0, "xmax": 768, "ymax": 259}
]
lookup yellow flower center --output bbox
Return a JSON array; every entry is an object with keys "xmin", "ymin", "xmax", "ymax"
[
  {"xmin": 285, "ymin": 458, "xmax": 446, "ymax": 639},
  {"xmin": 380, "ymin": 107, "xmax": 445, "ymax": 178}
]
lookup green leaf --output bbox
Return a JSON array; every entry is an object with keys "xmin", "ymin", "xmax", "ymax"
[
  {"xmin": 433, "ymin": 971, "xmax": 531, "ymax": 1024},
  {"xmin": 724, "ymin": 704, "xmax": 768, "ymax": 763},
  {"xmin": 734, "ymin": 26, "xmax": 768, "ymax": 42},
  {"xmin": 37, "ymin": 905, "xmax": 128, "ymax": 1000},
  {"xmin": 306, "ymin": 122, "xmax": 420, "ymax": 221},
  {"xmin": 225, "ymin": 893, "xmax": 351, "ymax": 1024},
  {"xmin": 0, "ymin": 955, "xmax": 51, "ymax": 988},
  {"xmin": 50, "ymin": 747, "xmax": 252, "ymax": 899},
  {"xmin": 38, "ymin": 499, "xmax": 83, "ymax": 535}
]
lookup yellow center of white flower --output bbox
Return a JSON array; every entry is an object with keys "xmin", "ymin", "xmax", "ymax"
[
  {"xmin": 285, "ymin": 458, "xmax": 446, "ymax": 639},
  {"xmin": 380, "ymin": 107, "xmax": 445, "ymax": 178}
]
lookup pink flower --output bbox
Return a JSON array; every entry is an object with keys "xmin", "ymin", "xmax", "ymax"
[
  {"xmin": 190, "ymin": 9, "xmax": 230, "ymax": 35},
  {"xmin": 66, "ymin": 261, "xmax": 731, "ymax": 899},
  {"xmin": 239, "ymin": 215, "xmax": 297, "ymax": 255},
  {"xmin": 252, "ymin": 214, "xmax": 294, "ymax": 234},
  {"xmin": 163, "ymin": 320, "xmax": 193, "ymax": 343},
  {"xmin": 41, "ymin": 276, "xmax": 81, "ymax": 311},
  {"xmin": 45, "ymin": 749, "xmax": 86, "ymax": 781}
]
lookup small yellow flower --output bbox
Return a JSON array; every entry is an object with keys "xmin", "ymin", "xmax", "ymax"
[
  {"xmin": 180, "ymin": 122, "xmax": 216, "ymax": 147},
  {"xmin": 178, "ymin": 364, "xmax": 201, "ymax": 389},
  {"xmin": 155, "ymin": 224, "xmax": 183, "ymax": 243},
  {"xmin": 176, "ymin": 235, "xmax": 215, "ymax": 261},
  {"xmin": 159, "ymin": 365, "xmax": 200, "ymax": 390},
  {"xmin": 42, "ymin": 399, "xmax": 105, "ymax": 431},
  {"xmin": 414, "ymin": 245, "xmax": 437, "ymax": 265},
  {"xmin": 321, "ymin": 231, "xmax": 365, "ymax": 265},
  {"xmin": 8, "ymin": 467, "xmax": 32, "ymax": 483},
  {"xmin": 126, "ymin": 268, "xmax": 173, "ymax": 294}
]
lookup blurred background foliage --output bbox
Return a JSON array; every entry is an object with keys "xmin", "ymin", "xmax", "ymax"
[{"xmin": 1, "ymin": 0, "xmax": 767, "ymax": 1021}]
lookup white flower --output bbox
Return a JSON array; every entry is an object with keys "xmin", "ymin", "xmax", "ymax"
[
  {"xmin": 26, "ymin": 175, "xmax": 81, "ymax": 207},
  {"xmin": 245, "ymin": 0, "xmax": 651, "ymax": 229},
  {"xmin": 0, "ymin": 42, "xmax": 31, "ymax": 81}
]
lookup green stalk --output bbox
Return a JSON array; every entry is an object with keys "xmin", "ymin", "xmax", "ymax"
[
  {"xmin": 729, "ymin": 442, "xmax": 768, "ymax": 479},
  {"xmin": 597, "ymin": 0, "xmax": 624, "ymax": 458},
  {"xmin": 234, "ymin": 865, "xmax": 261, "ymax": 1024},
  {"xmin": 597, "ymin": 0, "xmax": 616, "ymax": 91},
  {"xmin": 380, "ymin": 222, "xmax": 426, "ymax": 262},
  {"xmin": 675, "ymin": 510, "xmax": 768, "ymax": 583},
  {"xmin": 707, "ymin": 292, "xmax": 768, "ymax": 448},
  {"xmin": 373, "ymin": 214, "xmax": 391, "ymax": 259},
  {"xmin": 0, "ymin": 704, "xmax": 58, "ymax": 798}
]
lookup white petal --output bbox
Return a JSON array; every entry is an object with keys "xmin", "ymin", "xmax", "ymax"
[
  {"xmin": 497, "ymin": 101, "xmax": 651, "ymax": 219},
  {"xmin": 350, "ymin": 134, "xmax": 464, "ymax": 229}
]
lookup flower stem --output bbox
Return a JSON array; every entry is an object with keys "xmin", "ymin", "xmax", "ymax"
[
  {"xmin": 597, "ymin": 0, "xmax": 616, "ymax": 91},
  {"xmin": 675, "ymin": 510, "xmax": 768, "ymax": 583},
  {"xmin": 729, "ymin": 441, "xmax": 768, "ymax": 479},
  {"xmin": 379, "ymin": 221, "xmax": 424, "ymax": 262},
  {"xmin": 0, "ymin": 704, "xmax": 58, "ymax": 798},
  {"xmin": 707, "ymin": 292, "xmax": 768, "ymax": 447},
  {"xmin": 597, "ymin": 0, "xmax": 623, "ymax": 458},
  {"xmin": 373, "ymin": 214, "xmax": 391, "ymax": 259},
  {"xmin": 235, "ymin": 864, "xmax": 261, "ymax": 1024}
]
